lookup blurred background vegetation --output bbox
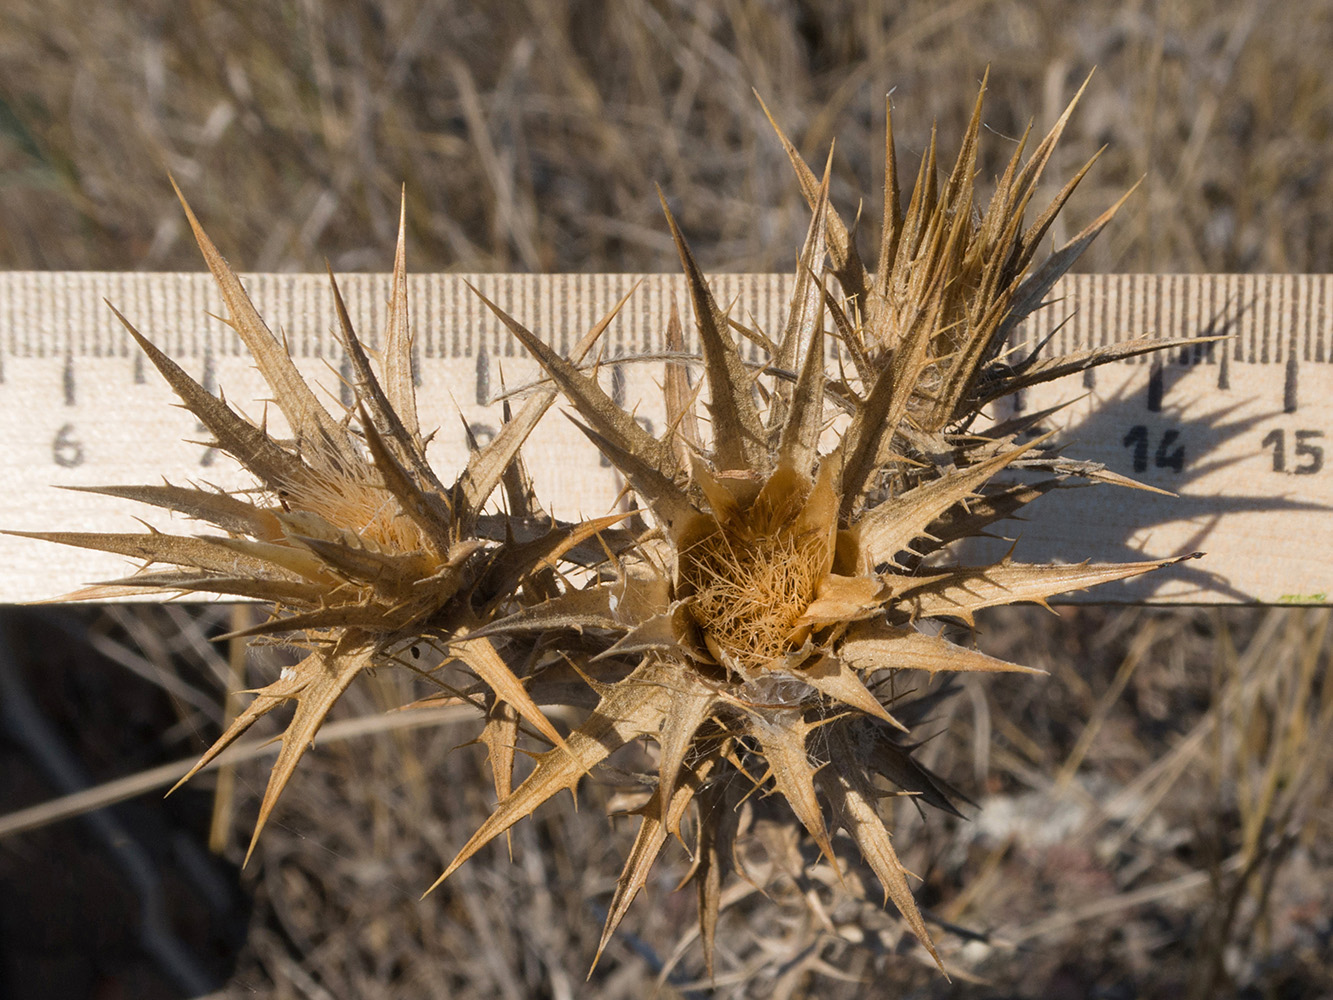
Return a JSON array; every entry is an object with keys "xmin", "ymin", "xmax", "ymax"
[{"xmin": 1, "ymin": 1, "xmax": 1331, "ymax": 997}]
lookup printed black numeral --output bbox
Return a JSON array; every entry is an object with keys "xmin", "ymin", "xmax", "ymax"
[
  {"xmin": 1122, "ymin": 425, "xmax": 1185, "ymax": 474},
  {"xmin": 52, "ymin": 423, "xmax": 84, "ymax": 468},
  {"xmin": 1262, "ymin": 428, "xmax": 1324, "ymax": 475},
  {"xmin": 467, "ymin": 422, "xmax": 497, "ymax": 449},
  {"xmin": 1155, "ymin": 429, "xmax": 1185, "ymax": 473}
]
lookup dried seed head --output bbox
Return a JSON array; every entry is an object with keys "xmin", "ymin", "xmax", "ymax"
[
  {"xmin": 17, "ymin": 190, "xmax": 613, "ymax": 858},
  {"xmin": 682, "ymin": 517, "xmax": 827, "ymax": 668},
  {"xmin": 677, "ymin": 468, "xmax": 832, "ymax": 671},
  {"xmin": 433, "ymin": 80, "xmax": 1207, "ymax": 976}
]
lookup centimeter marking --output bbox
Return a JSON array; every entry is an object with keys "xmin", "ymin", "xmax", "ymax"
[{"xmin": 1, "ymin": 272, "xmax": 1330, "ymax": 605}]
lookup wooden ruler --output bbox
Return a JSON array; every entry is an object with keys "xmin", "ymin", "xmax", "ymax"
[{"xmin": 0, "ymin": 272, "xmax": 1328, "ymax": 605}]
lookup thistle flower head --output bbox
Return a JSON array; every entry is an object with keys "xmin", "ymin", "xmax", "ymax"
[
  {"xmin": 15, "ymin": 187, "xmax": 631, "ymax": 858},
  {"xmin": 435, "ymin": 78, "xmax": 1201, "ymax": 973}
]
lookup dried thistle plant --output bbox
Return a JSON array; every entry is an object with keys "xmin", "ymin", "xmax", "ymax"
[
  {"xmin": 16, "ymin": 76, "xmax": 1207, "ymax": 977},
  {"xmin": 427, "ymin": 76, "xmax": 1203, "ymax": 972}
]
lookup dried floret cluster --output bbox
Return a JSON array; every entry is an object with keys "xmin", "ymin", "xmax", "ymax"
[{"xmin": 19, "ymin": 79, "xmax": 1202, "ymax": 972}]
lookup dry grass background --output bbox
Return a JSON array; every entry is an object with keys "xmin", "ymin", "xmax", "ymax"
[{"xmin": 1, "ymin": 1, "xmax": 1332, "ymax": 997}]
